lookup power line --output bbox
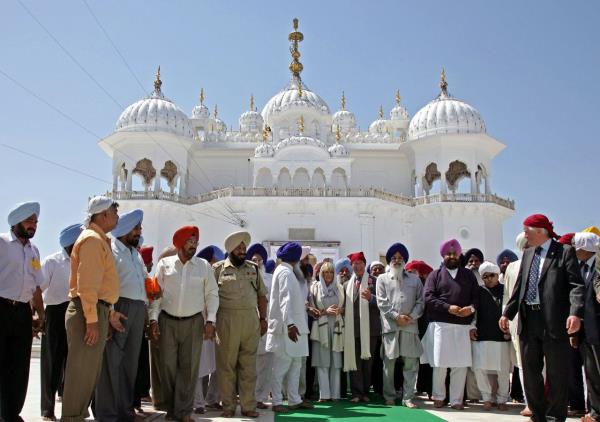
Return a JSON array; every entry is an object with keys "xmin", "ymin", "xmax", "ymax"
[
  {"xmin": 75, "ymin": 4, "xmax": 241, "ymax": 224},
  {"xmin": 0, "ymin": 67, "xmax": 102, "ymax": 140},
  {"xmin": 16, "ymin": 0, "xmax": 124, "ymax": 110},
  {"xmin": 11, "ymin": 3, "xmax": 243, "ymax": 225},
  {"xmin": 81, "ymin": 0, "xmax": 147, "ymax": 95},
  {"xmin": 0, "ymin": 143, "xmax": 111, "ymax": 184}
]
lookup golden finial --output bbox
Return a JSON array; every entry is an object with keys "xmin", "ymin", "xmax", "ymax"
[
  {"xmin": 199, "ymin": 88, "xmax": 205, "ymax": 106},
  {"xmin": 250, "ymin": 94, "xmax": 255, "ymax": 111},
  {"xmin": 298, "ymin": 82, "xmax": 303, "ymax": 98},
  {"xmin": 395, "ymin": 89, "xmax": 401, "ymax": 105},
  {"xmin": 154, "ymin": 66, "xmax": 162, "ymax": 92},
  {"xmin": 379, "ymin": 105, "xmax": 384, "ymax": 119},
  {"xmin": 298, "ymin": 115, "xmax": 305, "ymax": 134},
  {"xmin": 288, "ymin": 18, "xmax": 304, "ymax": 79},
  {"xmin": 262, "ymin": 125, "xmax": 271, "ymax": 142},
  {"xmin": 213, "ymin": 104, "xmax": 218, "ymax": 119},
  {"xmin": 335, "ymin": 125, "xmax": 341, "ymax": 143},
  {"xmin": 440, "ymin": 68, "xmax": 448, "ymax": 97},
  {"xmin": 341, "ymin": 91, "xmax": 346, "ymax": 110}
]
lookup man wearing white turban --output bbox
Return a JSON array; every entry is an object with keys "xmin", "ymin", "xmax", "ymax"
[{"xmin": 0, "ymin": 201, "xmax": 45, "ymax": 422}]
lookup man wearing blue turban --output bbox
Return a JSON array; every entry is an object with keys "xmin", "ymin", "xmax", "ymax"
[
  {"xmin": 267, "ymin": 242, "xmax": 314, "ymax": 413},
  {"xmin": 40, "ymin": 223, "xmax": 82, "ymax": 420},
  {"xmin": 0, "ymin": 201, "xmax": 45, "ymax": 422},
  {"xmin": 96, "ymin": 209, "xmax": 147, "ymax": 422}
]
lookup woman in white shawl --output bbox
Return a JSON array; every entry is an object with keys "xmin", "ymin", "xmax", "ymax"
[{"xmin": 309, "ymin": 261, "xmax": 345, "ymax": 401}]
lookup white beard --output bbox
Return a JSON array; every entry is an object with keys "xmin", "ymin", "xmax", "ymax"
[{"xmin": 389, "ymin": 264, "xmax": 404, "ymax": 279}]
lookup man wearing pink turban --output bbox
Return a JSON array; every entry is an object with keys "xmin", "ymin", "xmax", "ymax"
[{"xmin": 421, "ymin": 239, "xmax": 480, "ymax": 410}]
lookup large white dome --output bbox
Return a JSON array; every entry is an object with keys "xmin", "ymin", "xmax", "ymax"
[
  {"xmin": 261, "ymin": 79, "xmax": 330, "ymax": 125},
  {"xmin": 116, "ymin": 90, "xmax": 193, "ymax": 138},
  {"xmin": 408, "ymin": 95, "xmax": 486, "ymax": 140}
]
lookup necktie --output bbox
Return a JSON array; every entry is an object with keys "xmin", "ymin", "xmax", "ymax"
[
  {"xmin": 525, "ymin": 246, "xmax": 543, "ymax": 303},
  {"xmin": 581, "ymin": 261, "xmax": 590, "ymax": 279}
]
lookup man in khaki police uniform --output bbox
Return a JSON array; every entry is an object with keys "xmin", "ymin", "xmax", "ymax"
[{"xmin": 214, "ymin": 231, "xmax": 268, "ymax": 418}]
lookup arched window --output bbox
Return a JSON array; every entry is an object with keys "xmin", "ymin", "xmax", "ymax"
[
  {"xmin": 331, "ymin": 168, "xmax": 348, "ymax": 189},
  {"xmin": 422, "ymin": 163, "xmax": 441, "ymax": 195},
  {"xmin": 132, "ymin": 158, "xmax": 156, "ymax": 192},
  {"xmin": 311, "ymin": 168, "xmax": 326, "ymax": 188},
  {"xmin": 277, "ymin": 168, "xmax": 292, "ymax": 189},
  {"xmin": 255, "ymin": 168, "xmax": 273, "ymax": 188},
  {"xmin": 160, "ymin": 160, "xmax": 178, "ymax": 193},
  {"xmin": 445, "ymin": 160, "xmax": 470, "ymax": 193},
  {"xmin": 292, "ymin": 168, "xmax": 310, "ymax": 189}
]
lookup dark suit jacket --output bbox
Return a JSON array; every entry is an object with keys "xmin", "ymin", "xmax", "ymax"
[
  {"xmin": 349, "ymin": 274, "xmax": 381, "ymax": 337},
  {"xmin": 579, "ymin": 258, "xmax": 600, "ymax": 344},
  {"xmin": 503, "ymin": 240, "xmax": 585, "ymax": 340}
]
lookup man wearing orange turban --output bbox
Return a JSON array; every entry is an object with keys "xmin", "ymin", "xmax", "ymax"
[{"xmin": 147, "ymin": 226, "xmax": 219, "ymax": 421}]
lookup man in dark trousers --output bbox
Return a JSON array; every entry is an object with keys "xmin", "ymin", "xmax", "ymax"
[
  {"xmin": 572, "ymin": 232, "xmax": 600, "ymax": 422},
  {"xmin": 501, "ymin": 214, "xmax": 585, "ymax": 422}
]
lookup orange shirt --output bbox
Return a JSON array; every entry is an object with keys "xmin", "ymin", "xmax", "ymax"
[{"xmin": 68, "ymin": 223, "xmax": 119, "ymax": 323}]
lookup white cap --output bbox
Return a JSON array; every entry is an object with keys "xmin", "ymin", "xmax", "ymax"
[
  {"xmin": 574, "ymin": 232, "xmax": 600, "ymax": 253},
  {"xmin": 300, "ymin": 246, "xmax": 311, "ymax": 260},
  {"xmin": 479, "ymin": 261, "xmax": 500, "ymax": 276},
  {"xmin": 85, "ymin": 196, "xmax": 116, "ymax": 226}
]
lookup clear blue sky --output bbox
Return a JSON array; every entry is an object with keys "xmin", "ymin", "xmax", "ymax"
[{"xmin": 1, "ymin": 0, "xmax": 598, "ymax": 258}]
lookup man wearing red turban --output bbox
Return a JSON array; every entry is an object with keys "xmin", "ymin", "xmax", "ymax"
[
  {"xmin": 343, "ymin": 251, "xmax": 381, "ymax": 403},
  {"xmin": 501, "ymin": 214, "xmax": 585, "ymax": 422},
  {"xmin": 147, "ymin": 226, "xmax": 219, "ymax": 421}
]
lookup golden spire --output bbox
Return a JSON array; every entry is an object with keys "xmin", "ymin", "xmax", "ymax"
[
  {"xmin": 262, "ymin": 125, "xmax": 271, "ymax": 142},
  {"xmin": 298, "ymin": 115, "xmax": 305, "ymax": 134},
  {"xmin": 288, "ymin": 18, "xmax": 304, "ymax": 80},
  {"xmin": 199, "ymin": 88, "xmax": 205, "ymax": 106},
  {"xmin": 250, "ymin": 94, "xmax": 255, "ymax": 111},
  {"xmin": 154, "ymin": 66, "xmax": 162, "ymax": 92},
  {"xmin": 440, "ymin": 68, "xmax": 448, "ymax": 97},
  {"xmin": 213, "ymin": 104, "xmax": 218, "ymax": 119},
  {"xmin": 395, "ymin": 89, "xmax": 401, "ymax": 105},
  {"xmin": 379, "ymin": 105, "xmax": 384, "ymax": 119},
  {"xmin": 335, "ymin": 124, "xmax": 341, "ymax": 143},
  {"xmin": 341, "ymin": 91, "xmax": 346, "ymax": 110}
]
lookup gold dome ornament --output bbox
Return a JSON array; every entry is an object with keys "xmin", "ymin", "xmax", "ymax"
[
  {"xmin": 440, "ymin": 68, "xmax": 449, "ymax": 98},
  {"xmin": 341, "ymin": 91, "xmax": 346, "ymax": 110},
  {"xmin": 250, "ymin": 94, "xmax": 255, "ymax": 111},
  {"xmin": 153, "ymin": 66, "xmax": 162, "ymax": 94},
  {"xmin": 199, "ymin": 88, "xmax": 205, "ymax": 106},
  {"xmin": 379, "ymin": 105, "xmax": 384, "ymax": 119},
  {"xmin": 288, "ymin": 18, "xmax": 304, "ymax": 80},
  {"xmin": 395, "ymin": 89, "xmax": 401, "ymax": 105},
  {"xmin": 262, "ymin": 125, "xmax": 271, "ymax": 142},
  {"xmin": 298, "ymin": 115, "xmax": 305, "ymax": 135},
  {"xmin": 335, "ymin": 125, "xmax": 341, "ymax": 142}
]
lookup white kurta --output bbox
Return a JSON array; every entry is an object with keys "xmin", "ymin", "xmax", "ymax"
[
  {"xmin": 421, "ymin": 321, "xmax": 472, "ymax": 368},
  {"xmin": 471, "ymin": 341, "xmax": 512, "ymax": 372},
  {"xmin": 265, "ymin": 263, "xmax": 309, "ymax": 357},
  {"xmin": 502, "ymin": 259, "xmax": 522, "ymax": 368}
]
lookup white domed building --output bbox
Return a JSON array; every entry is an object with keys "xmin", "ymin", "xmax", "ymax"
[{"xmin": 98, "ymin": 20, "xmax": 513, "ymax": 265}]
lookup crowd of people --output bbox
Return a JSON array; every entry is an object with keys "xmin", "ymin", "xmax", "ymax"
[{"xmin": 1, "ymin": 196, "xmax": 600, "ymax": 422}]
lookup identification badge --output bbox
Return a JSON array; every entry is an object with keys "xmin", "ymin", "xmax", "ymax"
[{"xmin": 31, "ymin": 258, "xmax": 41, "ymax": 271}]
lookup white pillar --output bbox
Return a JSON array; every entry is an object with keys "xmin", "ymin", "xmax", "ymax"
[
  {"xmin": 485, "ymin": 174, "xmax": 491, "ymax": 195},
  {"xmin": 153, "ymin": 173, "xmax": 161, "ymax": 193},
  {"xmin": 359, "ymin": 214, "xmax": 375, "ymax": 260},
  {"xmin": 470, "ymin": 173, "xmax": 477, "ymax": 194},
  {"xmin": 126, "ymin": 172, "xmax": 133, "ymax": 192}
]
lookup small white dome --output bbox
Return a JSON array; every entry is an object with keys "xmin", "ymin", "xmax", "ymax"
[
  {"xmin": 369, "ymin": 118, "xmax": 388, "ymax": 134},
  {"xmin": 408, "ymin": 95, "xmax": 486, "ymax": 140},
  {"xmin": 116, "ymin": 91, "xmax": 193, "ymax": 138},
  {"xmin": 254, "ymin": 141, "xmax": 274, "ymax": 157},
  {"xmin": 332, "ymin": 110, "xmax": 356, "ymax": 132},
  {"xmin": 211, "ymin": 118, "xmax": 226, "ymax": 133},
  {"xmin": 239, "ymin": 110, "xmax": 264, "ymax": 133},
  {"xmin": 328, "ymin": 142, "xmax": 348, "ymax": 157},
  {"xmin": 262, "ymin": 79, "xmax": 330, "ymax": 125},
  {"xmin": 192, "ymin": 104, "xmax": 209, "ymax": 119},
  {"xmin": 274, "ymin": 135, "xmax": 327, "ymax": 153},
  {"xmin": 390, "ymin": 105, "xmax": 409, "ymax": 121}
]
